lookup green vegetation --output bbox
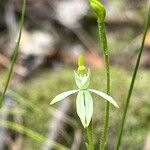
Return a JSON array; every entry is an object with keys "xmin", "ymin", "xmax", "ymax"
[
  {"xmin": 116, "ymin": 8, "xmax": 150, "ymax": 149},
  {"xmin": 0, "ymin": 0, "xmax": 149, "ymax": 149},
  {"xmin": 0, "ymin": 67, "xmax": 149, "ymax": 149}
]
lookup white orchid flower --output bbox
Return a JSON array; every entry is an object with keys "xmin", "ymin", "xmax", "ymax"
[{"xmin": 50, "ymin": 55, "xmax": 119, "ymax": 128}]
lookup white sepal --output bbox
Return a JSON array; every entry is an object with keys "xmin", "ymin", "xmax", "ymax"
[
  {"xmin": 84, "ymin": 90, "xmax": 93, "ymax": 127},
  {"xmin": 89, "ymin": 89, "xmax": 119, "ymax": 108},
  {"xmin": 76, "ymin": 91, "xmax": 86, "ymax": 128},
  {"xmin": 50, "ymin": 90, "xmax": 78, "ymax": 105}
]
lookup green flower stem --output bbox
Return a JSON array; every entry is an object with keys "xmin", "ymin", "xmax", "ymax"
[
  {"xmin": 86, "ymin": 121, "xmax": 94, "ymax": 150},
  {"xmin": 89, "ymin": 1, "xmax": 110, "ymax": 149},
  {"xmin": 116, "ymin": 8, "xmax": 150, "ymax": 150},
  {"xmin": 98, "ymin": 21, "xmax": 110, "ymax": 150},
  {"xmin": 0, "ymin": 0, "xmax": 26, "ymax": 108}
]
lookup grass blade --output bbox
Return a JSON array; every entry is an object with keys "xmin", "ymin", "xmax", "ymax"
[
  {"xmin": 0, "ymin": 120, "xmax": 69, "ymax": 150},
  {"xmin": 0, "ymin": 0, "xmax": 26, "ymax": 107},
  {"xmin": 116, "ymin": 7, "xmax": 150, "ymax": 150}
]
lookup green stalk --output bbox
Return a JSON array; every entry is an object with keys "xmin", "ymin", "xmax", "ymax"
[
  {"xmin": 86, "ymin": 121, "xmax": 94, "ymax": 150},
  {"xmin": 89, "ymin": 0, "xmax": 109, "ymax": 149},
  {"xmin": 0, "ymin": 0, "xmax": 26, "ymax": 108},
  {"xmin": 98, "ymin": 21, "xmax": 110, "ymax": 150},
  {"xmin": 116, "ymin": 8, "xmax": 150, "ymax": 150}
]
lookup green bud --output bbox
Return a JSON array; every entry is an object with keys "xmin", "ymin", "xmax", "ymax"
[
  {"xmin": 77, "ymin": 54, "xmax": 86, "ymax": 75},
  {"xmin": 90, "ymin": 0, "xmax": 106, "ymax": 23},
  {"xmin": 78, "ymin": 54, "xmax": 85, "ymax": 66}
]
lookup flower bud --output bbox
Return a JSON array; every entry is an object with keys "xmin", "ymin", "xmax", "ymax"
[
  {"xmin": 90, "ymin": 0, "xmax": 106, "ymax": 23},
  {"xmin": 78, "ymin": 54, "xmax": 85, "ymax": 66}
]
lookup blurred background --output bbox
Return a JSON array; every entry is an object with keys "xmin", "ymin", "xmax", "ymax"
[{"xmin": 0, "ymin": 0, "xmax": 150, "ymax": 150}]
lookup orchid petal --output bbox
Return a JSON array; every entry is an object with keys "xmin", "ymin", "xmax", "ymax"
[
  {"xmin": 84, "ymin": 90, "xmax": 93, "ymax": 127},
  {"xmin": 74, "ymin": 69, "xmax": 90, "ymax": 90},
  {"xmin": 89, "ymin": 89, "xmax": 119, "ymax": 108},
  {"xmin": 50, "ymin": 90, "xmax": 78, "ymax": 105},
  {"xmin": 76, "ymin": 91, "xmax": 86, "ymax": 127}
]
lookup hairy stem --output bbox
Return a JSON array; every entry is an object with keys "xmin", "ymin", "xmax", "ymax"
[
  {"xmin": 86, "ymin": 121, "xmax": 94, "ymax": 150},
  {"xmin": 116, "ymin": 8, "xmax": 150, "ymax": 150},
  {"xmin": 98, "ymin": 21, "xmax": 110, "ymax": 150},
  {"xmin": 0, "ymin": 0, "xmax": 26, "ymax": 108}
]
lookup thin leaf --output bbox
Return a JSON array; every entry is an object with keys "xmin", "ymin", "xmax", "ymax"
[
  {"xmin": 50, "ymin": 90, "xmax": 78, "ymax": 105},
  {"xmin": 76, "ymin": 91, "xmax": 86, "ymax": 127},
  {"xmin": 85, "ymin": 142, "xmax": 89, "ymax": 149},
  {"xmin": 0, "ymin": 120, "xmax": 69, "ymax": 150},
  {"xmin": 89, "ymin": 89, "xmax": 119, "ymax": 108},
  {"xmin": 84, "ymin": 91, "xmax": 93, "ymax": 127}
]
